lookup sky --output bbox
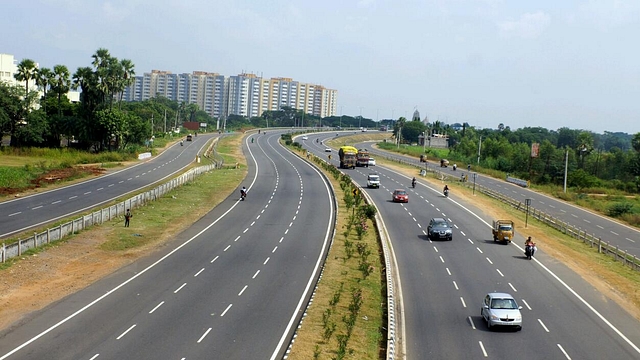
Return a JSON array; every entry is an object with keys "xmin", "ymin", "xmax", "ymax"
[{"xmin": 2, "ymin": 0, "xmax": 640, "ymax": 134}]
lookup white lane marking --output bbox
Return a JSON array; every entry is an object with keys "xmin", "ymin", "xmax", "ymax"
[
  {"xmin": 289, "ymin": 222, "xmax": 293, "ymax": 227},
  {"xmin": 521, "ymin": 299, "xmax": 532, "ymax": 310},
  {"xmin": 596, "ymin": 225, "xmax": 604, "ymax": 229},
  {"xmin": 264, "ymin": 257, "xmax": 270, "ymax": 265},
  {"xmin": 272, "ymin": 246, "xmax": 278, "ymax": 253},
  {"xmin": 460, "ymin": 297, "xmax": 467, "ymax": 308},
  {"xmin": 108, "ymin": 184, "xmax": 114, "ymax": 187},
  {"xmin": 468, "ymin": 316, "xmax": 476, "ymax": 330},
  {"xmin": 83, "ymin": 192, "xmax": 91, "ymax": 195},
  {"xmin": 238, "ymin": 285, "xmax": 248, "ymax": 296},
  {"xmin": 583, "ymin": 219, "xmax": 591, "ymax": 224},
  {"xmin": 285, "ymin": 229, "xmax": 289, "ymax": 234},
  {"xmin": 446, "ymin": 268, "xmax": 451, "ymax": 276},
  {"xmin": 478, "ymin": 341, "xmax": 488, "ymax": 357},
  {"xmin": 439, "ymin": 256, "xmax": 445, "ymax": 263},
  {"xmin": 234, "ymin": 236, "xmax": 240, "ymax": 242},
  {"xmin": 279, "ymin": 237, "xmax": 284, "ymax": 243},
  {"xmin": 549, "ymin": 205, "xmax": 556, "ymax": 208},
  {"xmin": 221, "ymin": 304, "xmax": 232, "ymax": 317},
  {"xmin": 557, "ymin": 344, "xmax": 572, "ymax": 359},
  {"xmin": 211, "ymin": 256, "xmax": 219, "ymax": 263},
  {"xmin": 560, "ymin": 209, "xmax": 566, "ymax": 212},
  {"xmin": 32, "ymin": 206, "xmax": 43, "ymax": 210},
  {"xmin": 174, "ymin": 283, "xmax": 187, "ymax": 293},
  {"xmin": 460, "ymin": 231, "xmax": 466, "ymax": 236},
  {"xmin": 223, "ymin": 245, "xmax": 231, "ymax": 252},
  {"xmin": 97, "ymin": 187, "xmax": 104, "ymax": 191},
  {"xmin": 509, "ymin": 283, "xmax": 517, "ymax": 292},
  {"xmin": 194, "ymin": 268, "xmax": 205, "ymax": 277},
  {"xmin": 570, "ymin": 214, "xmax": 578, "ymax": 218},
  {"xmin": 251, "ymin": 221, "xmax": 256, "ymax": 226},
  {"xmin": 486, "ymin": 257, "xmax": 493, "ymax": 265},
  {"xmin": 243, "ymin": 228, "xmax": 249, "ymax": 233},
  {"xmin": 417, "ymin": 223, "xmax": 422, "ymax": 228},
  {"xmin": 610, "ymin": 231, "xmax": 619, "ymax": 236},
  {"xmin": 149, "ymin": 301, "xmax": 164, "ymax": 314},
  {"xmin": 453, "ymin": 281, "xmax": 459, "ymax": 290},
  {"xmin": 256, "ymin": 215, "xmax": 261, "ymax": 220},
  {"xmin": 253, "ymin": 270, "xmax": 260, "ymax": 279},
  {"xmin": 89, "ymin": 354, "xmax": 99, "ymax": 360},
  {"xmin": 116, "ymin": 324, "xmax": 136, "ymax": 340},
  {"xmin": 476, "ymin": 247, "xmax": 483, "ymax": 254},
  {"xmin": 292, "ymin": 216, "xmax": 297, "ymax": 221},
  {"xmin": 626, "ymin": 238, "xmax": 636, "ymax": 243},
  {"xmin": 433, "ymin": 247, "xmax": 439, "ymax": 253},
  {"xmin": 468, "ymin": 239, "xmax": 474, "ymax": 244},
  {"xmin": 538, "ymin": 319, "xmax": 550, "ymax": 332},
  {"xmin": 69, "ymin": 196, "xmax": 77, "ymax": 199},
  {"xmin": 412, "ymin": 217, "xmax": 417, "ymax": 222},
  {"xmin": 496, "ymin": 269, "xmax": 504, "ymax": 277},
  {"xmin": 51, "ymin": 200, "xmax": 61, "ymax": 204},
  {"xmin": 197, "ymin": 328, "xmax": 212, "ymax": 343},
  {"xmin": 118, "ymin": 180, "xmax": 124, "ymax": 184}
]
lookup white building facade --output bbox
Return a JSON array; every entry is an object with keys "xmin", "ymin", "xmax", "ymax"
[{"xmin": 123, "ymin": 70, "xmax": 337, "ymax": 119}]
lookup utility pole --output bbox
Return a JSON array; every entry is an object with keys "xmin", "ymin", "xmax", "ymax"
[
  {"xmin": 477, "ymin": 136, "xmax": 482, "ymax": 164},
  {"xmin": 563, "ymin": 148, "xmax": 569, "ymax": 193}
]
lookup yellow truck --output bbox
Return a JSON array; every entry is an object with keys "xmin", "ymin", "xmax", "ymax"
[{"xmin": 492, "ymin": 220, "xmax": 514, "ymax": 243}]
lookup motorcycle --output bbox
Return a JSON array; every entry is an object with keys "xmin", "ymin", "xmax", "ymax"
[
  {"xmin": 525, "ymin": 245, "xmax": 536, "ymax": 260},
  {"xmin": 316, "ymin": 138, "xmax": 319, "ymax": 143},
  {"xmin": 240, "ymin": 190, "xmax": 247, "ymax": 201},
  {"xmin": 452, "ymin": 164, "xmax": 457, "ymax": 171},
  {"xmin": 444, "ymin": 189, "xmax": 449, "ymax": 197},
  {"xmin": 180, "ymin": 141, "xmax": 183, "ymax": 146},
  {"xmin": 411, "ymin": 180, "xmax": 416, "ymax": 188}
]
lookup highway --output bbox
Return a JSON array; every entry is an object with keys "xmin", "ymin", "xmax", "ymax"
[
  {"xmin": 303, "ymin": 132, "xmax": 640, "ymax": 359},
  {"xmin": 0, "ymin": 134, "xmax": 217, "ymax": 238},
  {"xmin": 0, "ymin": 131, "xmax": 335, "ymax": 359},
  {"xmin": 365, "ymin": 145, "xmax": 640, "ymax": 259}
]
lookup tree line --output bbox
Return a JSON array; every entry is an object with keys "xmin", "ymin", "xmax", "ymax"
[
  {"xmin": 390, "ymin": 117, "xmax": 640, "ymax": 193},
  {"xmin": 0, "ymin": 48, "xmax": 215, "ymax": 152}
]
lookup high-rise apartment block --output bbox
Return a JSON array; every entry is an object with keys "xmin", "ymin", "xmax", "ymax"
[{"xmin": 123, "ymin": 70, "xmax": 337, "ymax": 119}]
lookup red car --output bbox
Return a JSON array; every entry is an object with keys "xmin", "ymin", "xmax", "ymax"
[{"xmin": 392, "ymin": 189, "xmax": 409, "ymax": 203}]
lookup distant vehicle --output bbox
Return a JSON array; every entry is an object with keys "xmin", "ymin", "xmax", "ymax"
[
  {"xmin": 481, "ymin": 293, "xmax": 523, "ymax": 331},
  {"xmin": 338, "ymin": 146, "xmax": 358, "ymax": 169},
  {"xmin": 392, "ymin": 189, "xmax": 409, "ymax": 203},
  {"xmin": 361, "ymin": 128, "xmax": 368, "ymax": 132},
  {"xmin": 420, "ymin": 154, "xmax": 427, "ymax": 162},
  {"xmin": 427, "ymin": 217, "xmax": 453, "ymax": 241},
  {"xmin": 368, "ymin": 157, "xmax": 376, "ymax": 166},
  {"xmin": 356, "ymin": 148, "xmax": 370, "ymax": 167},
  {"xmin": 302, "ymin": 135, "xmax": 308, "ymax": 140},
  {"xmin": 325, "ymin": 147, "xmax": 332, "ymax": 152},
  {"xmin": 440, "ymin": 159, "xmax": 449, "ymax": 167},
  {"xmin": 186, "ymin": 134, "xmax": 193, "ymax": 141},
  {"xmin": 367, "ymin": 173, "xmax": 380, "ymax": 188}
]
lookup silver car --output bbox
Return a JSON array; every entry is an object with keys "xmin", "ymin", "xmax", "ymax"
[{"xmin": 481, "ymin": 292, "xmax": 523, "ymax": 331}]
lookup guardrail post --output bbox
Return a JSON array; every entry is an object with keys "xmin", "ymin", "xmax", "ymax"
[
  {"xmin": 18, "ymin": 239, "xmax": 21, "ymax": 256},
  {"xmin": 34, "ymin": 232, "xmax": 37, "ymax": 248},
  {"xmin": 1, "ymin": 242, "xmax": 4, "ymax": 263},
  {"xmin": 47, "ymin": 228, "xmax": 50, "ymax": 244}
]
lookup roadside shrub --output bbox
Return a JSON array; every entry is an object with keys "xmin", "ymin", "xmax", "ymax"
[{"xmin": 607, "ymin": 202, "xmax": 634, "ymax": 217}]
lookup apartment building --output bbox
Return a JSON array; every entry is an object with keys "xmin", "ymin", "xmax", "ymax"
[{"xmin": 123, "ymin": 70, "xmax": 337, "ymax": 119}]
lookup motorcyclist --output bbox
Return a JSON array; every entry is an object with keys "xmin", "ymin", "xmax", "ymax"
[
  {"xmin": 240, "ymin": 186, "xmax": 247, "ymax": 200},
  {"xmin": 453, "ymin": 164, "xmax": 457, "ymax": 171},
  {"xmin": 180, "ymin": 140, "xmax": 183, "ymax": 146},
  {"xmin": 411, "ymin": 177, "xmax": 416, "ymax": 188},
  {"xmin": 316, "ymin": 138, "xmax": 319, "ymax": 143},
  {"xmin": 525, "ymin": 237, "xmax": 536, "ymax": 259},
  {"xmin": 443, "ymin": 184, "xmax": 449, "ymax": 196}
]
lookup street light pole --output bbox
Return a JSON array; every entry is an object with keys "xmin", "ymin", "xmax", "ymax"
[{"xmin": 563, "ymin": 148, "xmax": 569, "ymax": 193}]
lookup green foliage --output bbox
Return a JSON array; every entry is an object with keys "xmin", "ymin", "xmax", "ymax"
[{"xmin": 607, "ymin": 202, "xmax": 635, "ymax": 217}]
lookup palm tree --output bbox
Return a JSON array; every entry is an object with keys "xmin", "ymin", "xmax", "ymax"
[
  {"xmin": 36, "ymin": 67, "xmax": 53, "ymax": 113},
  {"xmin": 119, "ymin": 59, "xmax": 135, "ymax": 100},
  {"xmin": 14, "ymin": 58, "xmax": 38, "ymax": 98},
  {"xmin": 51, "ymin": 65, "xmax": 71, "ymax": 116},
  {"xmin": 395, "ymin": 116, "xmax": 407, "ymax": 146}
]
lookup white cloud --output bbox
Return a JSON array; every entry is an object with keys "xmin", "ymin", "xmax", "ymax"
[{"xmin": 498, "ymin": 11, "xmax": 550, "ymax": 39}]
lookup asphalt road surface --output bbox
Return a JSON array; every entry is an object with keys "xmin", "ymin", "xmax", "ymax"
[
  {"xmin": 301, "ymin": 132, "xmax": 640, "ymax": 359},
  {"xmin": 0, "ymin": 134, "xmax": 217, "ymax": 239},
  {"xmin": 0, "ymin": 131, "xmax": 335, "ymax": 359}
]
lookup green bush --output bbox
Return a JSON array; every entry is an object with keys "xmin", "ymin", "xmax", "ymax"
[{"xmin": 607, "ymin": 202, "xmax": 634, "ymax": 217}]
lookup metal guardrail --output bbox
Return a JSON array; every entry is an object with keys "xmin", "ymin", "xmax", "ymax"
[
  {"xmin": 373, "ymin": 150, "xmax": 640, "ymax": 272},
  {"xmin": 1, "ymin": 139, "xmax": 224, "ymax": 263}
]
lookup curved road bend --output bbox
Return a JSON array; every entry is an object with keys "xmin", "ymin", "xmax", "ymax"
[{"xmin": 0, "ymin": 131, "xmax": 335, "ymax": 359}]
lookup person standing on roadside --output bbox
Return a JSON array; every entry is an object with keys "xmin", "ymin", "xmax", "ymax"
[{"xmin": 125, "ymin": 209, "xmax": 132, "ymax": 227}]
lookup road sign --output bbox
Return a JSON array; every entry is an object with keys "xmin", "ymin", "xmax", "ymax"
[{"xmin": 352, "ymin": 188, "xmax": 359, "ymax": 196}]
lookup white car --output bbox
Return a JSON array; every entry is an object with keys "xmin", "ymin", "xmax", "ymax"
[
  {"xmin": 302, "ymin": 136, "xmax": 308, "ymax": 140},
  {"xmin": 368, "ymin": 158, "xmax": 376, "ymax": 166},
  {"xmin": 325, "ymin": 147, "xmax": 332, "ymax": 152},
  {"xmin": 481, "ymin": 292, "xmax": 523, "ymax": 331},
  {"xmin": 367, "ymin": 173, "xmax": 380, "ymax": 188}
]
